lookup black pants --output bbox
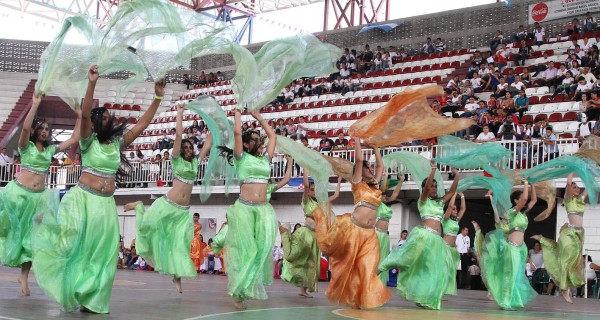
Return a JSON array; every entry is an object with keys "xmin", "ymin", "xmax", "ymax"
[
  {"xmin": 0, "ymin": 166, "xmax": 7, "ymax": 186},
  {"xmin": 459, "ymin": 253, "xmax": 471, "ymax": 288}
]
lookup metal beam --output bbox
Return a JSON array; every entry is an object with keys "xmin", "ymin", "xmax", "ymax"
[
  {"xmin": 323, "ymin": 0, "xmax": 390, "ymax": 31},
  {"xmin": 0, "ymin": 0, "xmax": 121, "ymax": 25}
]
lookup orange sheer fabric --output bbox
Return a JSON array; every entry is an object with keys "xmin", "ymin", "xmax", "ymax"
[
  {"xmin": 348, "ymin": 85, "xmax": 475, "ymax": 146},
  {"xmin": 509, "ymin": 170, "xmax": 556, "ymax": 222},
  {"xmin": 575, "ymin": 135, "xmax": 600, "ymax": 164}
]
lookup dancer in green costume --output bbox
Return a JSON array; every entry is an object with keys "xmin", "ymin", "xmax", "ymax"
[
  {"xmin": 278, "ymin": 170, "xmax": 339, "ymax": 298},
  {"xmin": 217, "ymin": 109, "xmax": 278, "ymax": 310},
  {"xmin": 376, "ymin": 172, "xmax": 403, "ymax": 285},
  {"xmin": 472, "ymin": 182, "xmax": 538, "ymax": 310},
  {"xmin": 441, "ymin": 192, "xmax": 466, "ymax": 295},
  {"xmin": 0, "ymin": 94, "xmax": 81, "ymax": 296},
  {"xmin": 31, "ymin": 65, "xmax": 163, "ymax": 313},
  {"xmin": 379, "ymin": 164, "xmax": 460, "ymax": 310},
  {"xmin": 124, "ymin": 105, "xmax": 212, "ymax": 293},
  {"xmin": 531, "ymin": 173, "xmax": 587, "ymax": 304}
]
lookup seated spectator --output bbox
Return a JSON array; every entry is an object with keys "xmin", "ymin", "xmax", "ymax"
[
  {"xmin": 208, "ymin": 72, "xmax": 217, "ymax": 83},
  {"xmin": 542, "ymin": 126, "xmax": 559, "ymax": 161},
  {"xmin": 317, "ymin": 131, "xmax": 334, "ymax": 152},
  {"xmin": 521, "ymin": 69, "xmax": 533, "ymax": 85},
  {"xmin": 576, "ymin": 113, "xmax": 593, "ymax": 143},
  {"xmin": 216, "ymin": 71, "xmax": 224, "ymax": 81},
  {"xmin": 434, "ymin": 38, "xmax": 446, "ymax": 52},
  {"xmin": 460, "ymin": 80, "xmax": 474, "ymax": 105},
  {"xmin": 371, "ymin": 52, "xmax": 387, "ymax": 71},
  {"xmin": 538, "ymin": 62, "xmax": 559, "ymax": 91},
  {"xmin": 331, "ymin": 74, "xmax": 345, "ymax": 92},
  {"xmin": 494, "ymin": 76, "xmax": 509, "ymax": 98},
  {"xmin": 514, "ymin": 39, "xmax": 533, "ymax": 66},
  {"xmin": 463, "ymin": 96, "xmax": 479, "ymax": 117},
  {"xmin": 476, "ymin": 125, "xmax": 496, "ymax": 143},
  {"xmin": 349, "ymin": 74, "xmax": 363, "ymax": 92},
  {"xmin": 514, "ymin": 90, "xmax": 530, "ymax": 119},
  {"xmin": 564, "ymin": 18, "xmax": 583, "ymax": 36},
  {"xmin": 283, "ymin": 87, "xmax": 294, "ymax": 103},
  {"xmin": 286, "ymin": 119, "xmax": 298, "ymax": 138},
  {"xmin": 508, "ymin": 75, "xmax": 526, "ymax": 96},
  {"xmin": 581, "ymin": 91, "xmax": 592, "ymax": 112},
  {"xmin": 583, "ymin": 12, "xmax": 598, "ymax": 32},
  {"xmin": 511, "ymin": 25, "xmax": 528, "ymax": 43},
  {"xmin": 490, "ymin": 30, "xmax": 504, "ymax": 51},
  {"xmin": 494, "ymin": 43, "xmax": 510, "ymax": 70},
  {"xmin": 422, "ymin": 37, "xmax": 434, "ymax": 54},
  {"xmin": 334, "ymin": 133, "xmax": 349, "ymax": 150},
  {"xmin": 500, "ymin": 91, "xmax": 516, "ymax": 114},
  {"xmin": 573, "ymin": 77, "xmax": 593, "ymax": 101},
  {"xmin": 275, "ymin": 118, "xmax": 286, "ymax": 132},
  {"xmin": 302, "ymin": 80, "xmax": 313, "ymax": 96},
  {"xmin": 340, "ymin": 64, "xmax": 351, "ymax": 78},
  {"xmin": 445, "ymin": 75, "xmax": 460, "ymax": 93},
  {"xmin": 198, "ymin": 71, "xmax": 208, "ymax": 85},
  {"xmin": 552, "ymin": 71, "xmax": 575, "ymax": 100},
  {"xmin": 471, "ymin": 72, "xmax": 485, "ymax": 92},
  {"xmin": 362, "ymin": 43, "xmax": 374, "ymax": 62}
]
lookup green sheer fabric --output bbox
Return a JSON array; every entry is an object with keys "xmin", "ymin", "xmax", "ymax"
[
  {"xmin": 275, "ymin": 136, "xmax": 333, "ymax": 211},
  {"xmin": 458, "ymin": 175, "xmax": 513, "ymax": 218},
  {"xmin": 185, "ymin": 96, "xmax": 236, "ymax": 202},
  {"xmin": 383, "ymin": 151, "xmax": 444, "ymax": 198},
  {"xmin": 435, "ymin": 135, "xmax": 511, "ymax": 178},
  {"xmin": 232, "ymin": 34, "xmax": 341, "ymax": 110},
  {"xmin": 521, "ymin": 155, "xmax": 600, "ymax": 205}
]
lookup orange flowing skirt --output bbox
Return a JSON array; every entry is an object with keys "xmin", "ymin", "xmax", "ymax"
[{"xmin": 313, "ymin": 209, "xmax": 392, "ymax": 308}]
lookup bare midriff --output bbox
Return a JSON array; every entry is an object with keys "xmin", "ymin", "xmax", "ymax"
[
  {"xmin": 17, "ymin": 171, "xmax": 46, "ymax": 192},
  {"xmin": 166, "ymin": 179, "xmax": 193, "ymax": 206},
  {"xmin": 352, "ymin": 206, "xmax": 377, "ymax": 227},
  {"xmin": 240, "ymin": 183, "xmax": 267, "ymax": 203},
  {"xmin": 374, "ymin": 219, "xmax": 389, "ymax": 231},
  {"xmin": 79, "ymin": 172, "xmax": 116, "ymax": 194},
  {"xmin": 567, "ymin": 214, "xmax": 583, "ymax": 228},
  {"xmin": 508, "ymin": 231, "xmax": 524, "ymax": 246},
  {"xmin": 423, "ymin": 219, "xmax": 442, "ymax": 234}
]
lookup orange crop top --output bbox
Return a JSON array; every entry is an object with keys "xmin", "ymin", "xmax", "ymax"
[{"xmin": 352, "ymin": 181, "xmax": 382, "ymax": 210}]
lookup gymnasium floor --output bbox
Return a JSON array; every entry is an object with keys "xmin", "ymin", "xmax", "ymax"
[{"xmin": 0, "ymin": 268, "xmax": 599, "ymax": 319}]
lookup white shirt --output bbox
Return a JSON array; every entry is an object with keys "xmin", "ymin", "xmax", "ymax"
[
  {"xmin": 511, "ymin": 81, "xmax": 525, "ymax": 90},
  {"xmin": 0, "ymin": 152, "xmax": 11, "ymax": 165},
  {"xmin": 272, "ymin": 246, "xmax": 283, "ymax": 261},
  {"xmin": 535, "ymin": 30, "xmax": 545, "ymax": 42},
  {"xmin": 455, "ymin": 234, "xmax": 470, "ymax": 254},
  {"xmin": 476, "ymin": 132, "xmax": 496, "ymax": 141},
  {"xmin": 398, "ymin": 239, "xmax": 406, "ymax": 246},
  {"xmin": 465, "ymin": 102, "xmax": 478, "ymax": 112},
  {"xmin": 471, "ymin": 77, "xmax": 482, "ymax": 87},
  {"xmin": 586, "ymin": 261, "xmax": 598, "ymax": 280}
]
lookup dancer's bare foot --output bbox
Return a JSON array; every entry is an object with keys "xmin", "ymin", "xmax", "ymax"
[
  {"xmin": 19, "ymin": 263, "xmax": 31, "ymax": 297},
  {"xmin": 19, "ymin": 278, "xmax": 29, "ymax": 296},
  {"xmin": 471, "ymin": 221, "xmax": 480, "ymax": 231},
  {"xmin": 561, "ymin": 290, "xmax": 573, "ymax": 304},
  {"xmin": 173, "ymin": 276, "xmax": 182, "ymax": 293},
  {"xmin": 124, "ymin": 201, "xmax": 142, "ymax": 212},
  {"xmin": 298, "ymin": 292, "xmax": 313, "ymax": 298},
  {"xmin": 79, "ymin": 306, "xmax": 98, "ymax": 313},
  {"xmin": 486, "ymin": 293, "xmax": 494, "ymax": 301},
  {"xmin": 234, "ymin": 300, "xmax": 246, "ymax": 310},
  {"xmin": 530, "ymin": 234, "xmax": 542, "ymax": 241}
]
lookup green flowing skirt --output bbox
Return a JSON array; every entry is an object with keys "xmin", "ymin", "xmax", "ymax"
[
  {"xmin": 375, "ymin": 229, "xmax": 390, "ymax": 285},
  {"xmin": 539, "ymin": 227, "xmax": 585, "ymax": 291},
  {"xmin": 479, "ymin": 229, "xmax": 537, "ymax": 310},
  {"xmin": 134, "ymin": 197, "xmax": 197, "ymax": 279},
  {"xmin": 223, "ymin": 199, "xmax": 277, "ymax": 301},
  {"xmin": 0, "ymin": 181, "xmax": 59, "ymax": 267},
  {"xmin": 31, "ymin": 186, "xmax": 119, "ymax": 314},
  {"xmin": 443, "ymin": 242, "xmax": 459, "ymax": 295},
  {"xmin": 280, "ymin": 227, "xmax": 320, "ymax": 292},
  {"xmin": 378, "ymin": 226, "xmax": 449, "ymax": 310}
]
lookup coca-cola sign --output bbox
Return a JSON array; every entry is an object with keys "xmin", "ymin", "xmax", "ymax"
[
  {"xmin": 531, "ymin": 3, "xmax": 549, "ymax": 22},
  {"xmin": 528, "ymin": 0, "xmax": 600, "ymax": 24}
]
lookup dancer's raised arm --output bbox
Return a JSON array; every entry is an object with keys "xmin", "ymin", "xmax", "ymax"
[
  {"xmin": 19, "ymin": 95, "xmax": 41, "ymax": 149},
  {"xmin": 81, "ymin": 65, "xmax": 99, "ymax": 139},
  {"xmin": 122, "ymin": 81, "xmax": 164, "ymax": 147},
  {"xmin": 250, "ymin": 110, "xmax": 276, "ymax": 159},
  {"xmin": 442, "ymin": 168, "xmax": 460, "ymax": 203},
  {"xmin": 172, "ymin": 106, "xmax": 184, "ymax": 157},
  {"xmin": 275, "ymin": 155, "xmax": 292, "ymax": 190},
  {"xmin": 513, "ymin": 181, "xmax": 530, "ymax": 213},
  {"xmin": 524, "ymin": 183, "xmax": 537, "ymax": 213},
  {"xmin": 329, "ymin": 176, "xmax": 341, "ymax": 202},
  {"xmin": 352, "ymin": 137, "xmax": 363, "ymax": 184},
  {"xmin": 420, "ymin": 162, "xmax": 437, "ymax": 202},
  {"xmin": 457, "ymin": 192, "xmax": 466, "ymax": 220},
  {"xmin": 372, "ymin": 145, "xmax": 383, "ymax": 182}
]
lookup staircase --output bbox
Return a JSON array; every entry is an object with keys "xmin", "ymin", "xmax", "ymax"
[{"xmin": 0, "ymin": 79, "xmax": 36, "ymax": 146}]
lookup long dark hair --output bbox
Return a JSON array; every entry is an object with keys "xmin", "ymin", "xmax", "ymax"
[
  {"xmin": 510, "ymin": 190, "xmax": 522, "ymax": 206},
  {"xmin": 91, "ymin": 107, "xmax": 131, "ymax": 180},
  {"xmin": 30, "ymin": 118, "xmax": 52, "ymax": 148},
  {"xmin": 218, "ymin": 130, "xmax": 259, "ymax": 166}
]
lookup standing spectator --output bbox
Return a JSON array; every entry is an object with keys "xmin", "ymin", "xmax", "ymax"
[
  {"xmin": 434, "ymin": 38, "xmax": 446, "ymax": 52},
  {"xmin": 468, "ymin": 261, "xmax": 482, "ymax": 290},
  {"xmin": 0, "ymin": 147, "xmax": 10, "ymax": 186},
  {"xmin": 542, "ymin": 126, "xmax": 559, "ymax": 161},
  {"xmin": 583, "ymin": 12, "xmax": 597, "ymax": 32},
  {"xmin": 514, "ymin": 39, "xmax": 533, "ymax": 66},
  {"xmin": 576, "ymin": 113, "xmax": 593, "ymax": 143},
  {"xmin": 490, "ymin": 30, "xmax": 504, "ymax": 51},
  {"xmin": 534, "ymin": 25, "xmax": 545, "ymax": 46},
  {"xmin": 422, "ymin": 37, "xmax": 434, "ymax": 54},
  {"xmin": 455, "ymin": 227, "xmax": 471, "ymax": 289},
  {"xmin": 398, "ymin": 230, "xmax": 408, "ymax": 246}
]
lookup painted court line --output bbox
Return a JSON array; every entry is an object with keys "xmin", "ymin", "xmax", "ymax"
[{"xmin": 183, "ymin": 306, "xmax": 334, "ymax": 320}]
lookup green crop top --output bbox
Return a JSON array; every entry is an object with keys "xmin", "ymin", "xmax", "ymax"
[
  {"xmin": 564, "ymin": 196, "xmax": 585, "ymax": 215},
  {"xmin": 506, "ymin": 208, "xmax": 528, "ymax": 233},
  {"xmin": 418, "ymin": 198, "xmax": 444, "ymax": 222},
  {"xmin": 18, "ymin": 141, "xmax": 57, "ymax": 175},
  {"xmin": 442, "ymin": 218, "xmax": 460, "ymax": 236},
  {"xmin": 376, "ymin": 202, "xmax": 393, "ymax": 221},
  {"xmin": 301, "ymin": 196, "xmax": 319, "ymax": 217},
  {"xmin": 233, "ymin": 152, "xmax": 270, "ymax": 184},
  {"xmin": 171, "ymin": 156, "xmax": 198, "ymax": 185},
  {"xmin": 79, "ymin": 134, "xmax": 122, "ymax": 177}
]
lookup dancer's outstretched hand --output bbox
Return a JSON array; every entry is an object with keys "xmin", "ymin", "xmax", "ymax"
[{"xmin": 88, "ymin": 65, "xmax": 99, "ymax": 83}]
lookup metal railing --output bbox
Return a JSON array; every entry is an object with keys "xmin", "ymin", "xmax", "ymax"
[{"xmin": 0, "ymin": 138, "xmax": 583, "ymax": 189}]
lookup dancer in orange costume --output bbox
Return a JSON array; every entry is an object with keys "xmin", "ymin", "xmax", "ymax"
[
  {"xmin": 312, "ymin": 138, "xmax": 392, "ymax": 309},
  {"xmin": 190, "ymin": 213, "xmax": 204, "ymax": 272}
]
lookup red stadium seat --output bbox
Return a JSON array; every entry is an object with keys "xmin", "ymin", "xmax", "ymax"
[
  {"xmin": 520, "ymin": 115, "xmax": 534, "ymax": 124},
  {"xmin": 534, "ymin": 114, "xmax": 548, "ymax": 122},
  {"xmin": 548, "ymin": 113, "xmax": 562, "ymax": 122},
  {"xmin": 563, "ymin": 111, "xmax": 577, "ymax": 121},
  {"xmin": 528, "ymin": 96, "xmax": 539, "ymax": 105}
]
